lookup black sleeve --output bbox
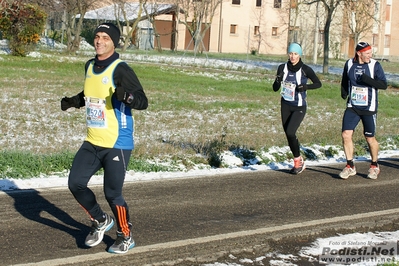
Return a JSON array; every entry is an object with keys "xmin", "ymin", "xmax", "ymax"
[
  {"xmin": 272, "ymin": 64, "xmax": 285, "ymax": 92},
  {"xmin": 340, "ymin": 61, "xmax": 349, "ymax": 100},
  {"xmin": 302, "ymin": 65, "xmax": 322, "ymax": 90},
  {"xmin": 360, "ymin": 74, "xmax": 388, "ymax": 90},
  {"xmin": 76, "ymin": 91, "xmax": 85, "ymax": 108},
  {"xmin": 113, "ymin": 62, "xmax": 148, "ymax": 110}
]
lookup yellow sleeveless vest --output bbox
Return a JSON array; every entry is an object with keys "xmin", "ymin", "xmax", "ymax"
[{"xmin": 84, "ymin": 59, "xmax": 123, "ymax": 148}]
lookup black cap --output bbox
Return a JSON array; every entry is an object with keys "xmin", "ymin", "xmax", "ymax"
[{"xmin": 94, "ymin": 23, "xmax": 120, "ymax": 47}]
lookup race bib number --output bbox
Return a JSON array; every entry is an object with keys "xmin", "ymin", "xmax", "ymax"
[
  {"xmin": 351, "ymin": 86, "xmax": 368, "ymax": 106},
  {"xmin": 281, "ymin": 81, "xmax": 296, "ymax": 101},
  {"xmin": 85, "ymin": 97, "xmax": 107, "ymax": 128}
]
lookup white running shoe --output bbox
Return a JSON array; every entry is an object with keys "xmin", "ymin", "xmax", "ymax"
[
  {"xmin": 339, "ymin": 165, "xmax": 356, "ymax": 179},
  {"xmin": 85, "ymin": 213, "xmax": 114, "ymax": 247},
  {"xmin": 108, "ymin": 231, "xmax": 135, "ymax": 254},
  {"xmin": 367, "ymin": 165, "xmax": 380, "ymax": 180}
]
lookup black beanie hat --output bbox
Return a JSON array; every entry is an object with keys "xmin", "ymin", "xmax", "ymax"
[{"xmin": 94, "ymin": 23, "xmax": 120, "ymax": 47}]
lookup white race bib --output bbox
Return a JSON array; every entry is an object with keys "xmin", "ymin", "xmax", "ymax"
[
  {"xmin": 351, "ymin": 86, "xmax": 368, "ymax": 106},
  {"xmin": 281, "ymin": 81, "xmax": 296, "ymax": 101},
  {"xmin": 85, "ymin": 97, "xmax": 107, "ymax": 128}
]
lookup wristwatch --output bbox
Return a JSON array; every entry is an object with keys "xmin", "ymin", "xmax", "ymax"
[{"xmin": 126, "ymin": 93, "xmax": 134, "ymax": 104}]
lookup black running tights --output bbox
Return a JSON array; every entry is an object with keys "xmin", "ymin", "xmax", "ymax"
[{"xmin": 281, "ymin": 102, "xmax": 306, "ymax": 158}]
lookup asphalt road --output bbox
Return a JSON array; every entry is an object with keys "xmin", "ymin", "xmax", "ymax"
[{"xmin": 1, "ymin": 159, "xmax": 399, "ymax": 266}]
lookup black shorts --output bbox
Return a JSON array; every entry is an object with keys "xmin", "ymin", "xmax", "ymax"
[{"xmin": 342, "ymin": 108, "xmax": 377, "ymax": 137}]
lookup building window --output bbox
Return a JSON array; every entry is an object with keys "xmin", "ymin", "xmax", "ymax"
[
  {"xmin": 384, "ymin": 35, "xmax": 390, "ymax": 48},
  {"xmin": 386, "ymin": 5, "xmax": 391, "ymax": 21},
  {"xmin": 254, "ymin": 26, "xmax": 260, "ymax": 35},
  {"xmin": 274, "ymin": 0, "xmax": 281, "ymax": 8},
  {"xmin": 372, "ymin": 34, "xmax": 378, "ymax": 47},
  {"xmin": 232, "ymin": 0, "xmax": 240, "ymax": 5},
  {"xmin": 256, "ymin": 0, "xmax": 262, "ymax": 7},
  {"xmin": 230, "ymin": 24, "xmax": 237, "ymax": 34},
  {"xmin": 272, "ymin": 27, "xmax": 278, "ymax": 36}
]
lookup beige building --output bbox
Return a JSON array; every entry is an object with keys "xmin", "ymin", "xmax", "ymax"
[
  {"xmin": 338, "ymin": 0, "xmax": 397, "ymax": 61},
  {"xmin": 154, "ymin": 0, "xmax": 289, "ymax": 55},
  {"xmin": 168, "ymin": 0, "xmax": 399, "ymax": 61},
  {"xmin": 374, "ymin": 0, "xmax": 398, "ymax": 61},
  {"xmin": 83, "ymin": 0, "xmax": 399, "ymax": 61},
  {"xmin": 206, "ymin": 0, "xmax": 289, "ymax": 55}
]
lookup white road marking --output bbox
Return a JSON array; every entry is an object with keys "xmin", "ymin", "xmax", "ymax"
[{"xmin": 15, "ymin": 208, "xmax": 399, "ymax": 266}]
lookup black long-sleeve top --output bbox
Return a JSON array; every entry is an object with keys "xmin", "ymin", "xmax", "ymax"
[
  {"xmin": 272, "ymin": 59, "xmax": 322, "ymax": 107},
  {"xmin": 75, "ymin": 52, "xmax": 148, "ymax": 110}
]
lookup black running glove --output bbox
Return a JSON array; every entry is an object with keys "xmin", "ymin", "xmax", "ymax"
[
  {"xmin": 115, "ymin": 87, "xmax": 134, "ymax": 104},
  {"xmin": 296, "ymin": 84, "xmax": 307, "ymax": 92},
  {"xmin": 275, "ymin": 72, "xmax": 284, "ymax": 83},
  {"xmin": 61, "ymin": 96, "xmax": 80, "ymax": 111}
]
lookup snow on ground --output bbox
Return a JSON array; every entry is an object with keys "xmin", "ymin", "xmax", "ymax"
[
  {"xmin": 1, "ymin": 149, "xmax": 399, "ymax": 191},
  {"xmin": 1, "ymin": 38, "xmax": 399, "ymax": 266},
  {"xmin": 1, "ymin": 37, "xmax": 397, "ymax": 192},
  {"xmin": 203, "ymin": 230, "xmax": 399, "ymax": 266}
]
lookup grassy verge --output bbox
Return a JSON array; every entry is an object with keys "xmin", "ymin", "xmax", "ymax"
[{"xmin": 0, "ymin": 51, "xmax": 398, "ymax": 179}]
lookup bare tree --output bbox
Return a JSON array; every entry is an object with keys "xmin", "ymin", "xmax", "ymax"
[
  {"xmin": 174, "ymin": 0, "xmax": 224, "ymax": 54},
  {"xmin": 342, "ymin": 0, "xmax": 380, "ymax": 46},
  {"xmin": 59, "ymin": 0, "xmax": 97, "ymax": 53},
  {"xmin": 142, "ymin": 0, "xmax": 183, "ymax": 52},
  {"xmin": 302, "ymin": 0, "xmax": 382, "ymax": 73},
  {"xmin": 113, "ymin": 0, "xmax": 146, "ymax": 52},
  {"xmin": 249, "ymin": 3, "xmax": 290, "ymax": 55},
  {"xmin": 302, "ymin": 0, "xmax": 345, "ymax": 74},
  {"xmin": 251, "ymin": 5, "xmax": 269, "ymax": 54},
  {"xmin": 143, "ymin": 1, "xmax": 163, "ymax": 52}
]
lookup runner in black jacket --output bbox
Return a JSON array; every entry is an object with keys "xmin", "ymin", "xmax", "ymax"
[
  {"xmin": 272, "ymin": 43, "xmax": 322, "ymax": 174},
  {"xmin": 338, "ymin": 41, "xmax": 387, "ymax": 180},
  {"xmin": 61, "ymin": 23, "xmax": 148, "ymax": 254}
]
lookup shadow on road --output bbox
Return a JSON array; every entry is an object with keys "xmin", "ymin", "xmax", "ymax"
[
  {"xmin": 378, "ymin": 157, "xmax": 399, "ymax": 169},
  {"xmin": 305, "ymin": 164, "xmax": 343, "ymax": 179},
  {"xmin": 306, "ymin": 157, "xmax": 399, "ymax": 179},
  {"xmin": 5, "ymin": 185, "xmax": 91, "ymax": 249}
]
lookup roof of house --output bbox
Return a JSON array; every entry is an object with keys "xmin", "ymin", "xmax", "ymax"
[{"xmin": 77, "ymin": 2, "xmax": 180, "ymax": 22}]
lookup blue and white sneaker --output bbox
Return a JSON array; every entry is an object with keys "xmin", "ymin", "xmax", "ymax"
[
  {"xmin": 108, "ymin": 230, "xmax": 135, "ymax": 254},
  {"xmin": 85, "ymin": 213, "xmax": 114, "ymax": 247}
]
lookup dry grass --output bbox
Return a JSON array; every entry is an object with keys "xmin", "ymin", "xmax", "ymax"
[{"xmin": 0, "ymin": 52, "xmax": 398, "ymax": 164}]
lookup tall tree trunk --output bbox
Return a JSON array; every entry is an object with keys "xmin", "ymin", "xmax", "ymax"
[{"xmin": 322, "ymin": 14, "xmax": 332, "ymax": 74}]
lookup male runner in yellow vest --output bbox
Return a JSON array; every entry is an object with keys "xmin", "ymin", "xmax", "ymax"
[{"xmin": 61, "ymin": 22, "xmax": 148, "ymax": 254}]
